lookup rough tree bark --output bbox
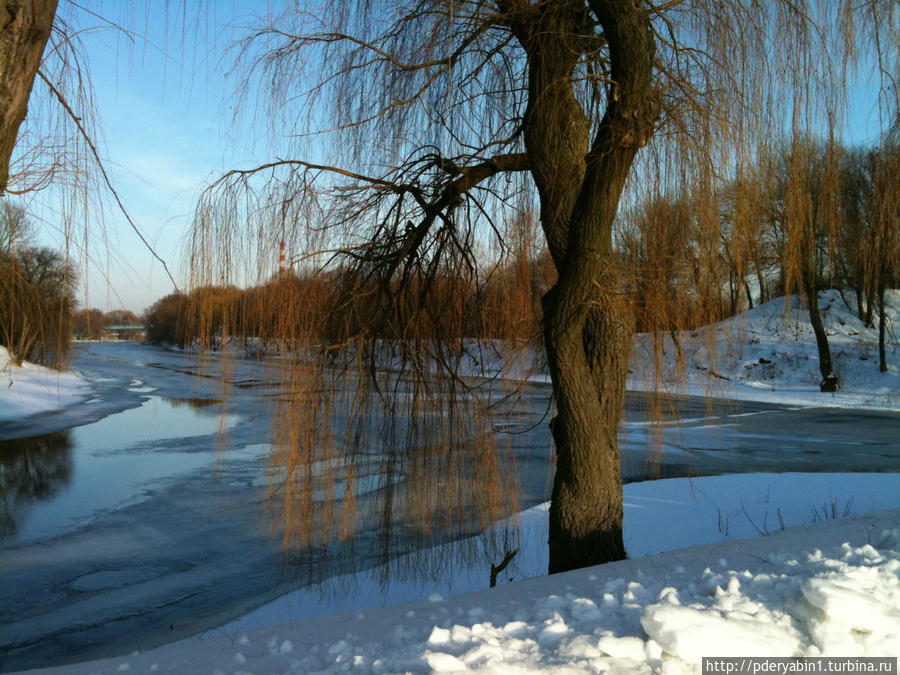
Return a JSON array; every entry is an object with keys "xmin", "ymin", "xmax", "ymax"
[
  {"xmin": 0, "ymin": 0, "xmax": 58, "ymax": 195},
  {"xmin": 0, "ymin": 0, "xmax": 57, "ymax": 195},
  {"xmin": 505, "ymin": 0, "xmax": 657, "ymax": 573}
]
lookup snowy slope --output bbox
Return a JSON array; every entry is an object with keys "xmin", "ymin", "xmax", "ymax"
[
  {"xmin": 629, "ymin": 290, "xmax": 900, "ymax": 410},
  {"xmin": 20, "ymin": 473, "xmax": 900, "ymax": 674},
  {"xmin": 0, "ymin": 346, "xmax": 91, "ymax": 422}
]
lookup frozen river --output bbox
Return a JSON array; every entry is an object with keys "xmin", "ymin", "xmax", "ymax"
[{"xmin": 1, "ymin": 342, "xmax": 899, "ymax": 670}]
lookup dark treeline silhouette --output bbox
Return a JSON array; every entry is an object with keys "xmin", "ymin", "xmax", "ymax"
[
  {"xmin": 71, "ymin": 307, "xmax": 140, "ymax": 340},
  {"xmin": 0, "ymin": 202, "xmax": 75, "ymax": 367},
  {"xmin": 146, "ymin": 248, "xmax": 554, "ymax": 351},
  {"xmin": 154, "ymin": 136, "xmax": 897, "ymax": 379}
]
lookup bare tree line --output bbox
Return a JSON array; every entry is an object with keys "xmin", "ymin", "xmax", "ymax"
[
  {"xmin": 619, "ymin": 136, "xmax": 900, "ymax": 385},
  {"xmin": 0, "ymin": 201, "xmax": 75, "ymax": 366}
]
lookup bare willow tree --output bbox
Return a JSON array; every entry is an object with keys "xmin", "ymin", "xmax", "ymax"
[
  {"xmin": 771, "ymin": 138, "xmax": 842, "ymax": 391},
  {"xmin": 192, "ymin": 1, "xmax": 894, "ymax": 574}
]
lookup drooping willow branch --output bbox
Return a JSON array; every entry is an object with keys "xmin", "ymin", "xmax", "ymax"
[{"xmin": 37, "ymin": 69, "xmax": 180, "ymax": 291}]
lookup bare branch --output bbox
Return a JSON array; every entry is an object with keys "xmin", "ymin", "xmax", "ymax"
[{"xmin": 36, "ymin": 69, "xmax": 180, "ymax": 291}]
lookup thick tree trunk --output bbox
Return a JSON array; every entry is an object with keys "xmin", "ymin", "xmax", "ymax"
[
  {"xmin": 544, "ymin": 282, "xmax": 631, "ymax": 571},
  {"xmin": 0, "ymin": 0, "xmax": 58, "ymax": 195},
  {"xmin": 540, "ymin": 129, "xmax": 638, "ymax": 572},
  {"xmin": 503, "ymin": 0, "xmax": 656, "ymax": 573},
  {"xmin": 529, "ymin": 1, "xmax": 656, "ymax": 574}
]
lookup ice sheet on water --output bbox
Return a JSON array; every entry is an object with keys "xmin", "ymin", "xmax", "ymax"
[{"xmin": 25, "ymin": 481, "xmax": 900, "ymax": 674}]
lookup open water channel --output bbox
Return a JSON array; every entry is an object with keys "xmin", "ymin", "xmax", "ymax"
[{"xmin": 1, "ymin": 342, "xmax": 898, "ymax": 671}]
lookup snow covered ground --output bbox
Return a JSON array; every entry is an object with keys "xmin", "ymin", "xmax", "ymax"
[
  {"xmin": 452, "ymin": 290, "xmax": 898, "ymax": 411},
  {"xmin": 0, "ymin": 346, "xmax": 92, "ymax": 422},
  {"xmin": 19, "ymin": 472, "xmax": 900, "ymax": 674},
  {"xmin": 628, "ymin": 290, "xmax": 900, "ymax": 411}
]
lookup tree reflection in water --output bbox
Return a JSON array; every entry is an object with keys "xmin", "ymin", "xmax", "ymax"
[
  {"xmin": 163, "ymin": 397, "xmax": 222, "ymax": 409},
  {"xmin": 0, "ymin": 430, "xmax": 73, "ymax": 539}
]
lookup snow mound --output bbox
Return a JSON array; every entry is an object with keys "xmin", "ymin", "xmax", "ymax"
[
  {"xmin": 0, "ymin": 346, "xmax": 91, "ymax": 422},
  {"xmin": 629, "ymin": 290, "xmax": 900, "ymax": 410},
  {"xmin": 31, "ymin": 507, "xmax": 900, "ymax": 674}
]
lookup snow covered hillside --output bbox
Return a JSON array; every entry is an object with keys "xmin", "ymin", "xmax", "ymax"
[
  {"xmin": 23, "ymin": 472, "xmax": 900, "ymax": 674},
  {"xmin": 0, "ymin": 346, "xmax": 90, "ymax": 422},
  {"xmin": 629, "ymin": 290, "xmax": 899, "ymax": 410}
]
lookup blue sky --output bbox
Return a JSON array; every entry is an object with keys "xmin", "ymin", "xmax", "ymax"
[
  {"xmin": 16, "ymin": 1, "xmax": 894, "ymax": 314},
  {"xmin": 26, "ymin": 1, "xmax": 270, "ymax": 313}
]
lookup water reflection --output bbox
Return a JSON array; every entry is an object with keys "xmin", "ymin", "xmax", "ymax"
[
  {"xmin": 2, "ymin": 397, "xmax": 243, "ymax": 544},
  {"xmin": 163, "ymin": 397, "xmax": 222, "ymax": 409},
  {"xmin": 0, "ymin": 430, "xmax": 73, "ymax": 539}
]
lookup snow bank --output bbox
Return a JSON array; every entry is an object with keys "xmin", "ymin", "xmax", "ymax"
[
  {"xmin": 432, "ymin": 290, "xmax": 899, "ymax": 411},
  {"xmin": 211, "ymin": 473, "xmax": 900, "ymax": 639},
  {"xmin": 25, "ymin": 473, "xmax": 900, "ymax": 674},
  {"xmin": 0, "ymin": 346, "xmax": 91, "ymax": 422},
  {"xmin": 629, "ymin": 290, "xmax": 900, "ymax": 410}
]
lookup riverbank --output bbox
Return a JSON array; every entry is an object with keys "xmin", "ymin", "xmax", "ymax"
[
  {"xmin": 1, "ymin": 292, "xmax": 898, "ymax": 672},
  {"xmin": 2, "ymin": 290, "xmax": 896, "ymax": 422},
  {"xmin": 0, "ymin": 346, "xmax": 91, "ymax": 422},
  {"xmin": 22, "ymin": 472, "xmax": 900, "ymax": 674},
  {"xmin": 626, "ymin": 289, "xmax": 900, "ymax": 411}
]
